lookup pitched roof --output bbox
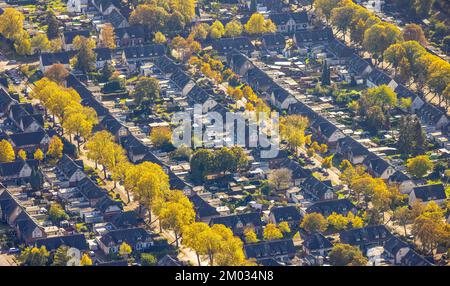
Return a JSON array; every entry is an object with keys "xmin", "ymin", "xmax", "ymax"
[
  {"xmin": 400, "ymin": 249, "xmax": 433, "ymax": 266},
  {"xmin": 0, "ymin": 160, "xmax": 38, "ymax": 178},
  {"xmin": 306, "ymin": 199, "xmax": 356, "ymax": 217},
  {"xmin": 212, "ymin": 37, "xmax": 255, "ymax": 53},
  {"xmin": 339, "ymin": 225, "xmax": 392, "ymax": 246},
  {"xmin": 303, "ymin": 232, "xmax": 333, "ymax": 251},
  {"xmin": 115, "ymin": 25, "xmax": 145, "ymax": 39},
  {"xmin": 348, "ymin": 54, "xmax": 372, "ymax": 75},
  {"xmin": 262, "ymin": 33, "xmax": 286, "ymax": 48},
  {"xmin": 40, "ymin": 52, "xmax": 71, "ymax": 67},
  {"xmin": 57, "ymin": 154, "xmax": 84, "ymax": 179},
  {"xmin": 327, "ymin": 39, "xmax": 353, "ymax": 58},
  {"xmin": 34, "ymin": 234, "xmax": 88, "ymax": 251},
  {"xmin": 294, "ymin": 28, "xmax": 333, "ymax": 43},
  {"xmin": 77, "ymin": 177, "xmax": 106, "ymax": 201},
  {"xmin": 189, "ymin": 193, "xmax": 220, "ymax": 219},
  {"xmin": 412, "ymin": 184, "xmax": 446, "ymax": 202},
  {"xmin": 99, "ymin": 227, "xmax": 152, "ymax": 246},
  {"xmin": 94, "ymin": 48, "xmax": 112, "ymax": 62},
  {"xmin": 209, "ymin": 212, "xmax": 264, "ymax": 230},
  {"xmin": 270, "ymin": 206, "xmax": 302, "ymax": 223},
  {"xmin": 244, "ymin": 239, "xmax": 296, "ymax": 259},
  {"xmin": 8, "ymin": 129, "xmax": 48, "ymax": 147},
  {"xmin": 383, "ymin": 236, "xmax": 409, "ymax": 256},
  {"xmin": 368, "ymin": 68, "xmax": 394, "ymax": 86},
  {"xmin": 122, "ymin": 44, "xmax": 166, "ymax": 60},
  {"xmin": 301, "ymin": 176, "xmax": 334, "ymax": 200},
  {"xmin": 63, "ymin": 30, "xmax": 90, "ymax": 44}
]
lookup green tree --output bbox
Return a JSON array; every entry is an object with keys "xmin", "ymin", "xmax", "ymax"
[
  {"xmin": 263, "ymin": 223, "xmax": 283, "ymax": 240},
  {"xmin": 244, "ymin": 228, "xmax": 259, "ymax": 243},
  {"xmin": 140, "ymin": 253, "xmax": 157, "ymax": 266},
  {"xmin": 301, "ymin": 213, "xmax": 328, "ymax": 233},
  {"xmin": 19, "ymin": 246, "xmax": 50, "ymax": 266},
  {"xmin": 190, "ymin": 149, "xmax": 214, "ymax": 183},
  {"xmin": 48, "ymin": 203, "xmax": 69, "ymax": 224},
  {"xmin": 0, "ymin": 139, "xmax": 15, "ymax": 162},
  {"xmin": 224, "ymin": 19, "xmax": 243, "ymax": 37},
  {"xmin": 132, "ymin": 76, "xmax": 160, "ymax": 105},
  {"xmin": 329, "ymin": 243, "xmax": 368, "ymax": 266},
  {"xmin": 52, "ymin": 246, "xmax": 69, "ymax": 266},
  {"xmin": 407, "ymin": 155, "xmax": 434, "ymax": 178},
  {"xmin": 45, "ymin": 11, "xmax": 60, "ymax": 39},
  {"xmin": 73, "ymin": 36, "xmax": 96, "ymax": 73}
]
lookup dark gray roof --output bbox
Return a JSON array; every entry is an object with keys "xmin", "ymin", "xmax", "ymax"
[
  {"xmin": 400, "ymin": 249, "xmax": 433, "ymax": 266},
  {"xmin": 244, "ymin": 239, "xmax": 296, "ymax": 259},
  {"xmin": 383, "ymin": 236, "xmax": 409, "ymax": 256},
  {"xmin": 77, "ymin": 177, "xmax": 106, "ymax": 201},
  {"xmin": 209, "ymin": 212, "xmax": 264, "ymax": 231},
  {"xmin": 35, "ymin": 234, "xmax": 88, "ymax": 251},
  {"xmin": 8, "ymin": 129, "xmax": 47, "ymax": 147},
  {"xmin": 339, "ymin": 225, "xmax": 392, "ymax": 247},
  {"xmin": 270, "ymin": 206, "xmax": 302, "ymax": 224},
  {"xmin": 212, "ymin": 37, "xmax": 255, "ymax": 54},
  {"xmin": 57, "ymin": 154, "xmax": 84, "ymax": 179},
  {"xmin": 306, "ymin": 199, "xmax": 356, "ymax": 217},
  {"xmin": 99, "ymin": 227, "xmax": 152, "ymax": 246},
  {"xmin": 412, "ymin": 184, "xmax": 446, "ymax": 202},
  {"xmin": 294, "ymin": 28, "xmax": 333, "ymax": 43},
  {"xmin": 63, "ymin": 30, "xmax": 90, "ymax": 44},
  {"xmin": 368, "ymin": 68, "xmax": 394, "ymax": 86},
  {"xmin": 189, "ymin": 193, "xmax": 220, "ymax": 219},
  {"xmin": 40, "ymin": 52, "xmax": 71, "ymax": 67},
  {"xmin": 123, "ymin": 44, "xmax": 166, "ymax": 60},
  {"xmin": 303, "ymin": 232, "xmax": 333, "ymax": 251}
]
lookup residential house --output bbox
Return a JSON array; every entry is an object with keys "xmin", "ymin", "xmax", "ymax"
[
  {"xmin": 57, "ymin": 154, "xmax": 86, "ymax": 186},
  {"xmin": 408, "ymin": 184, "xmax": 447, "ymax": 206},
  {"xmin": 303, "ymin": 232, "xmax": 333, "ymax": 257},
  {"xmin": 39, "ymin": 52, "xmax": 71, "ymax": 72},
  {"xmin": 94, "ymin": 48, "xmax": 112, "ymax": 69},
  {"xmin": 0, "ymin": 87, "xmax": 16, "ymax": 116},
  {"xmin": 311, "ymin": 117, "xmax": 345, "ymax": 146},
  {"xmin": 170, "ymin": 68, "xmax": 195, "ymax": 97},
  {"xmin": 0, "ymin": 160, "xmax": 39, "ymax": 185},
  {"xmin": 34, "ymin": 234, "xmax": 89, "ymax": 252},
  {"xmin": 306, "ymin": 199, "xmax": 357, "ymax": 217},
  {"xmin": 268, "ymin": 12, "xmax": 309, "ymax": 34},
  {"xmin": 261, "ymin": 33, "xmax": 286, "ymax": 53},
  {"xmin": 400, "ymin": 249, "xmax": 433, "ymax": 266},
  {"xmin": 336, "ymin": 136, "xmax": 370, "ymax": 165},
  {"xmin": 301, "ymin": 176, "xmax": 335, "ymax": 201},
  {"xmin": 366, "ymin": 68, "xmax": 398, "ymax": 90},
  {"xmin": 209, "ymin": 212, "xmax": 264, "ymax": 237},
  {"xmin": 362, "ymin": 153, "xmax": 395, "ymax": 180},
  {"xmin": 0, "ymin": 189, "xmax": 45, "ymax": 244},
  {"xmin": 114, "ymin": 25, "xmax": 146, "ymax": 47},
  {"xmin": 62, "ymin": 30, "xmax": 90, "ymax": 50},
  {"xmin": 293, "ymin": 28, "xmax": 333, "ymax": 47},
  {"xmin": 121, "ymin": 45, "xmax": 166, "ymax": 71},
  {"xmin": 383, "ymin": 236, "xmax": 411, "ymax": 265},
  {"xmin": 244, "ymin": 239, "xmax": 296, "ymax": 263},
  {"xmin": 339, "ymin": 225, "xmax": 393, "ymax": 253},
  {"xmin": 388, "ymin": 171, "xmax": 415, "ymax": 194},
  {"xmin": 416, "ymin": 102, "xmax": 449, "ymax": 131},
  {"xmin": 189, "ymin": 193, "xmax": 220, "ymax": 223},
  {"xmin": 97, "ymin": 227, "xmax": 155, "ymax": 255},
  {"xmin": 8, "ymin": 129, "xmax": 50, "ymax": 153},
  {"xmin": 268, "ymin": 206, "xmax": 302, "ymax": 228},
  {"xmin": 212, "ymin": 37, "xmax": 255, "ymax": 56},
  {"xmin": 77, "ymin": 177, "xmax": 108, "ymax": 207}
]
